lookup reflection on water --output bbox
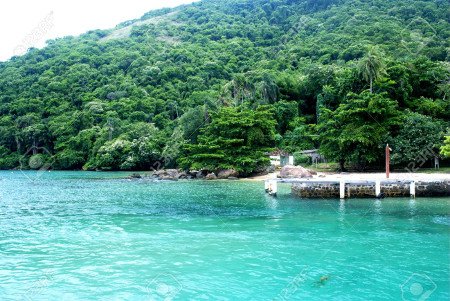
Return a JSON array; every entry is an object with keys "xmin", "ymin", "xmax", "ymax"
[
  {"xmin": 264, "ymin": 195, "xmax": 279, "ymax": 210},
  {"xmin": 373, "ymin": 199, "xmax": 382, "ymax": 224},
  {"xmin": 408, "ymin": 198, "xmax": 417, "ymax": 218},
  {"xmin": 338, "ymin": 199, "xmax": 345, "ymax": 223},
  {"xmin": 432, "ymin": 215, "xmax": 450, "ymax": 226}
]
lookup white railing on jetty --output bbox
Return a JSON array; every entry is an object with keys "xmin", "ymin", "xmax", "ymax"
[{"xmin": 264, "ymin": 178, "xmax": 416, "ymax": 199}]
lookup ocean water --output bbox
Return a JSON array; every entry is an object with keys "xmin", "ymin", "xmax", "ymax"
[{"xmin": 0, "ymin": 171, "xmax": 449, "ymax": 301}]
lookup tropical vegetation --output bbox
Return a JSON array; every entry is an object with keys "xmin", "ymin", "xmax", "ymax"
[{"xmin": 0, "ymin": 0, "xmax": 449, "ymax": 173}]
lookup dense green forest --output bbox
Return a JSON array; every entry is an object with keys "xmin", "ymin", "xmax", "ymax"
[{"xmin": 0, "ymin": 0, "xmax": 449, "ymax": 174}]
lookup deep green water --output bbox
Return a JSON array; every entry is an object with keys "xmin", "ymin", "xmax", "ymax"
[{"xmin": 0, "ymin": 171, "xmax": 449, "ymax": 301}]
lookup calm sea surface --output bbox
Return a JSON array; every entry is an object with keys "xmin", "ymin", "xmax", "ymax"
[{"xmin": 0, "ymin": 171, "xmax": 449, "ymax": 300}]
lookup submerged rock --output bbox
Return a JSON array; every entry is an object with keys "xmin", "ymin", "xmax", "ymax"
[
  {"xmin": 129, "ymin": 173, "xmax": 142, "ymax": 179},
  {"xmin": 279, "ymin": 165, "xmax": 314, "ymax": 178}
]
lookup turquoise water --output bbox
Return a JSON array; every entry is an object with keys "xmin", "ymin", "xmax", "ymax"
[{"xmin": 0, "ymin": 171, "xmax": 449, "ymax": 301}]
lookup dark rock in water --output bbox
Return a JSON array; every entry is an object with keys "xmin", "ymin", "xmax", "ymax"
[
  {"xmin": 279, "ymin": 165, "xmax": 314, "ymax": 178},
  {"xmin": 166, "ymin": 169, "xmax": 180, "ymax": 177},
  {"xmin": 376, "ymin": 192, "xmax": 386, "ymax": 199},
  {"xmin": 152, "ymin": 170, "xmax": 164, "ymax": 177},
  {"xmin": 315, "ymin": 275, "xmax": 330, "ymax": 287},
  {"xmin": 159, "ymin": 175, "xmax": 179, "ymax": 181},
  {"xmin": 217, "ymin": 169, "xmax": 239, "ymax": 179},
  {"xmin": 205, "ymin": 173, "xmax": 217, "ymax": 180},
  {"xmin": 189, "ymin": 170, "xmax": 199, "ymax": 178},
  {"xmin": 152, "ymin": 169, "xmax": 183, "ymax": 181},
  {"xmin": 178, "ymin": 171, "xmax": 188, "ymax": 179},
  {"xmin": 129, "ymin": 173, "xmax": 142, "ymax": 179}
]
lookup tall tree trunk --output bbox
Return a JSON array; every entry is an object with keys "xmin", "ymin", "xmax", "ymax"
[
  {"xmin": 339, "ymin": 159, "xmax": 346, "ymax": 172},
  {"xmin": 369, "ymin": 78, "xmax": 373, "ymax": 94},
  {"xmin": 32, "ymin": 138, "xmax": 37, "ymax": 155},
  {"xmin": 15, "ymin": 136, "xmax": 21, "ymax": 153}
]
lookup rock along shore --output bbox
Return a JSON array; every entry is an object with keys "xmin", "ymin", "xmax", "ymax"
[{"xmin": 129, "ymin": 168, "xmax": 241, "ymax": 181}]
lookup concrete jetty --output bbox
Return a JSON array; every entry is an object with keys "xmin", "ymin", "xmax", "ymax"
[{"xmin": 264, "ymin": 178, "xmax": 450, "ymax": 199}]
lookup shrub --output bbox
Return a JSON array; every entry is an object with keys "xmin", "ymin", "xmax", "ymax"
[
  {"xmin": 294, "ymin": 152, "xmax": 311, "ymax": 165},
  {"xmin": 28, "ymin": 154, "xmax": 46, "ymax": 170}
]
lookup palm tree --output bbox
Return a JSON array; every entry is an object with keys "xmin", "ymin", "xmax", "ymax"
[{"xmin": 358, "ymin": 46, "xmax": 386, "ymax": 93}]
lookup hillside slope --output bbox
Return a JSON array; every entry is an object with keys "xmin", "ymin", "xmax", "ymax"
[{"xmin": 0, "ymin": 0, "xmax": 449, "ymax": 172}]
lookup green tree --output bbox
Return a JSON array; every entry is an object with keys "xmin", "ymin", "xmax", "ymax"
[
  {"xmin": 180, "ymin": 106, "xmax": 276, "ymax": 175},
  {"xmin": 441, "ymin": 135, "xmax": 450, "ymax": 158},
  {"xmin": 358, "ymin": 46, "xmax": 386, "ymax": 93},
  {"xmin": 391, "ymin": 112, "xmax": 444, "ymax": 166},
  {"xmin": 281, "ymin": 117, "xmax": 315, "ymax": 153},
  {"xmin": 318, "ymin": 91, "xmax": 401, "ymax": 170},
  {"xmin": 90, "ymin": 139, "xmax": 132, "ymax": 171},
  {"xmin": 274, "ymin": 100, "xmax": 298, "ymax": 134},
  {"xmin": 161, "ymin": 127, "xmax": 187, "ymax": 168}
]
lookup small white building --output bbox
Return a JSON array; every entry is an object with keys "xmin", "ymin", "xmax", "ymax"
[{"xmin": 269, "ymin": 151, "xmax": 294, "ymax": 167}]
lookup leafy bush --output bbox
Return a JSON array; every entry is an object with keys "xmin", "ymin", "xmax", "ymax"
[
  {"xmin": 391, "ymin": 112, "xmax": 444, "ymax": 166},
  {"xmin": 441, "ymin": 135, "xmax": 450, "ymax": 158},
  {"xmin": 28, "ymin": 154, "xmax": 46, "ymax": 170},
  {"xmin": 293, "ymin": 152, "xmax": 311, "ymax": 166},
  {"xmin": 0, "ymin": 153, "xmax": 20, "ymax": 169},
  {"xmin": 55, "ymin": 150, "xmax": 85, "ymax": 170}
]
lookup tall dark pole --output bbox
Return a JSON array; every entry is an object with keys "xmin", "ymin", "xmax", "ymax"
[{"xmin": 386, "ymin": 144, "xmax": 391, "ymax": 179}]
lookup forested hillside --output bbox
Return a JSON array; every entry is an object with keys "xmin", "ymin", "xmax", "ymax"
[{"xmin": 0, "ymin": 0, "xmax": 449, "ymax": 173}]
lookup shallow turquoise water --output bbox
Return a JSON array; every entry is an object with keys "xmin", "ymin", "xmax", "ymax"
[{"xmin": 0, "ymin": 171, "xmax": 449, "ymax": 301}]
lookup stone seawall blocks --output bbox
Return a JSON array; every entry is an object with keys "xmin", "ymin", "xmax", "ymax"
[
  {"xmin": 416, "ymin": 181, "xmax": 450, "ymax": 197},
  {"xmin": 291, "ymin": 183, "xmax": 340, "ymax": 198},
  {"xmin": 291, "ymin": 180, "xmax": 450, "ymax": 198}
]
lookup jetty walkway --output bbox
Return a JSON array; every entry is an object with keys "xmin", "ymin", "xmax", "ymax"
[{"xmin": 264, "ymin": 178, "xmax": 450, "ymax": 199}]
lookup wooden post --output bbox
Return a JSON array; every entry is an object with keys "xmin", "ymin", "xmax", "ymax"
[
  {"xmin": 386, "ymin": 144, "xmax": 391, "ymax": 179},
  {"xmin": 340, "ymin": 181, "xmax": 345, "ymax": 199}
]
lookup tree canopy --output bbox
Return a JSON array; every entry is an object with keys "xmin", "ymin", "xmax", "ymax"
[
  {"xmin": 179, "ymin": 106, "xmax": 276, "ymax": 175},
  {"xmin": 0, "ymin": 0, "xmax": 449, "ymax": 172}
]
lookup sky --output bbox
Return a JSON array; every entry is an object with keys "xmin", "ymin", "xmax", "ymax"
[{"xmin": 0, "ymin": 0, "xmax": 198, "ymax": 62}]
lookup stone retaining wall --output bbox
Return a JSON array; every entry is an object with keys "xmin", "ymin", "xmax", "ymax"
[
  {"xmin": 292, "ymin": 180, "xmax": 450, "ymax": 198},
  {"xmin": 415, "ymin": 181, "xmax": 450, "ymax": 197},
  {"xmin": 292, "ymin": 182, "xmax": 340, "ymax": 198}
]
